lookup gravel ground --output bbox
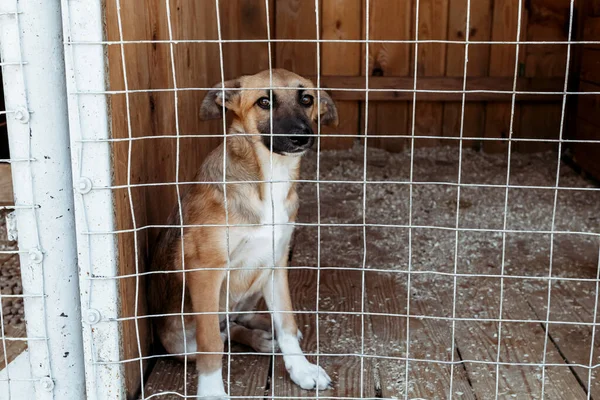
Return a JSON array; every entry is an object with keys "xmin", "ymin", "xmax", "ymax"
[
  {"xmin": 0, "ymin": 211, "xmax": 24, "ymax": 330},
  {"xmin": 295, "ymin": 144, "xmax": 600, "ymax": 274}
]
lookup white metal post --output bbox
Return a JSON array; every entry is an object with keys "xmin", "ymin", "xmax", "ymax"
[
  {"xmin": 0, "ymin": 0, "xmax": 86, "ymax": 399},
  {"xmin": 61, "ymin": 1, "xmax": 125, "ymax": 399}
]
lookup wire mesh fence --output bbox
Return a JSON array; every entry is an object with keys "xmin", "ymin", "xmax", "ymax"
[{"xmin": 2, "ymin": 0, "xmax": 600, "ymax": 399}]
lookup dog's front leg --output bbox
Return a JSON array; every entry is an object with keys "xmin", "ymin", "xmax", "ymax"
[
  {"xmin": 262, "ymin": 265, "xmax": 332, "ymax": 391},
  {"xmin": 188, "ymin": 269, "xmax": 227, "ymax": 399}
]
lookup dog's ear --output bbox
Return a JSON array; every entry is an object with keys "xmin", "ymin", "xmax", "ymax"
[
  {"xmin": 200, "ymin": 79, "xmax": 241, "ymax": 120},
  {"xmin": 313, "ymin": 90, "xmax": 339, "ymax": 127}
]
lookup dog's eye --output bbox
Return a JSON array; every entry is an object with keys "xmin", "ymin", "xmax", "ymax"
[
  {"xmin": 256, "ymin": 97, "xmax": 271, "ymax": 110},
  {"xmin": 300, "ymin": 94, "xmax": 314, "ymax": 107}
]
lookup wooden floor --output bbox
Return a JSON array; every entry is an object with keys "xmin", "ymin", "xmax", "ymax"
[
  {"xmin": 0, "ymin": 324, "xmax": 26, "ymax": 368},
  {"xmin": 144, "ymin": 238, "xmax": 600, "ymax": 399}
]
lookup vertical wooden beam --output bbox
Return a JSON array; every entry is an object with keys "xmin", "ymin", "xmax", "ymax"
[
  {"xmin": 219, "ymin": 0, "xmax": 274, "ymax": 78},
  {"xmin": 321, "ymin": 0, "xmax": 362, "ymax": 150},
  {"xmin": 170, "ymin": 0, "xmax": 222, "ymax": 196},
  {"xmin": 363, "ymin": 0, "xmax": 413, "ymax": 152},
  {"xmin": 275, "ymin": 0, "xmax": 317, "ymax": 75},
  {"xmin": 105, "ymin": 1, "xmax": 162, "ymax": 395},
  {"xmin": 443, "ymin": 0, "xmax": 492, "ymax": 149},
  {"xmin": 483, "ymin": 0, "xmax": 528, "ymax": 153},
  {"xmin": 411, "ymin": 0, "xmax": 450, "ymax": 147},
  {"xmin": 517, "ymin": 0, "xmax": 570, "ymax": 153}
]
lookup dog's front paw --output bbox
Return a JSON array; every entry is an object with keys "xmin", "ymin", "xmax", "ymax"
[
  {"xmin": 197, "ymin": 371, "xmax": 228, "ymax": 400},
  {"xmin": 196, "ymin": 387, "xmax": 229, "ymax": 400},
  {"xmin": 288, "ymin": 361, "xmax": 332, "ymax": 391},
  {"xmin": 196, "ymin": 395, "xmax": 229, "ymax": 400}
]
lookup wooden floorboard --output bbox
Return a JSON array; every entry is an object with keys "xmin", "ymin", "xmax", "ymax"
[
  {"xmin": 525, "ymin": 279, "xmax": 600, "ymax": 398},
  {"xmin": 453, "ymin": 277, "xmax": 587, "ymax": 399},
  {"xmin": 0, "ymin": 324, "xmax": 26, "ymax": 369},
  {"xmin": 365, "ymin": 271, "xmax": 476, "ymax": 399},
  {"xmin": 144, "ymin": 345, "xmax": 270, "ymax": 399},
  {"xmin": 501, "ymin": 235, "xmax": 600, "ymax": 397},
  {"xmin": 144, "ymin": 358, "xmax": 196, "ymax": 399}
]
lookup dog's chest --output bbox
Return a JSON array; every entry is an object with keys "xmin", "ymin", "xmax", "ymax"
[{"xmin": 230, "ymin": 168, "xmax": 295, "ymax": 269}]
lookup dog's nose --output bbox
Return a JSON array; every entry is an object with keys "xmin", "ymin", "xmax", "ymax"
[
  {"xmin": 289, "ymin": 124, "xmax": 313, "ymax": 147},
  {"xmin": 290, "ymin": 135, "xmax": 311, "ymax": 146}
]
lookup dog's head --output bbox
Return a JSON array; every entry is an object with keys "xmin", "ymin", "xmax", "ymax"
[{"xmin": 200, "ymin": 69, "xmax": 338, "ymax": 155}]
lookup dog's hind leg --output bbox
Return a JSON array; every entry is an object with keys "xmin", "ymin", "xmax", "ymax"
[
  {"xmin": 235, "ymin": 313, "xmax": 273, "ymax": 332},
  {"xmin": 232, "ymin": 292, "xmax": 273, "ymax": 333},
  {"xmin": 225, "ymin": 321, "xmax": 277, "ymax": 353},
  {"xmin": 160, "ymin": 316, "xmax": 198, "ymax": 362}
]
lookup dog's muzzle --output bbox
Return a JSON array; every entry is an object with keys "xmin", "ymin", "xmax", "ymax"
[
  {"xmin": 287, "ymin": 124, "xmax": 315, "ymax": 152},
  {"xmin": 261, "ymin": 117, "xmax": 316, "ymax": 155}
]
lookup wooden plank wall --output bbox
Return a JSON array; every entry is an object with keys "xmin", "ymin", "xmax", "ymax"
[
  {"xmin": 322, "ymin": 0, "xmax": 361, "ymax": 149},
  {"xmin": 444, "ymin": 0, "xmax": 492, "ymax": 149},
  {"xmin": 273, "ymin": 0, "xmax": 572, "ymax": 153},
  {"xmin": 103, "ymin": 0, "xmax": 579, "ymax": 397},
  {"xmin": 519, "ymin": 0, "xmax": 571, "ymax": 153},
  {"xmin": 363, "ymin": 0, "xmax": 412, "ymax": 151},
  {"xmin": 483, "ymin": 0, "xmax": 527, "ymax": 153}
]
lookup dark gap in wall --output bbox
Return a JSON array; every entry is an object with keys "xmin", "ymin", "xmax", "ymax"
[
  {"xmin": 271, "ymin": 0, "xmax": 277, "ymax": 70},
  {"xmin": 562, "ymin": 149, "xmax": 600, "ymax": 188},
  {"xmin": 0, "ymin": 70, "xmax": 9, "ymax": 160}
]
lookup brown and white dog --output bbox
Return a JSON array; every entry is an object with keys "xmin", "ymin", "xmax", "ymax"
[{"xmin": 148, "ymin": 69, "xmax": 338, "ymax": 399}]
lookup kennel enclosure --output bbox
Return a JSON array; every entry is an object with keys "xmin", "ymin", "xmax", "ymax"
[{"xmin": 0, "ymin": 0, "xmax": 599, "ymax": 399}]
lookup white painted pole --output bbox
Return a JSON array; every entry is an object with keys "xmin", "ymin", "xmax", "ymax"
[
  {"xmin": 61, "ymin": 0, "xmax": 125, "ymax": 399},
  {"xmin": 0, "ymin": 0, "xmax": 86, "ymax": 399}
]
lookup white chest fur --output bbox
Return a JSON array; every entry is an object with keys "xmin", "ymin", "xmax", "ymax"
[{"xmin": 229, "ymin": 157, "xmax": 297, "ymax": 270}]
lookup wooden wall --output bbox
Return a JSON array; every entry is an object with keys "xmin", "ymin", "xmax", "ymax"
[
  {"xmin": 274, "ymin": 0, "xmax": 571, "ymax": 152},
  {"xmin": 104, "ymin": 0, "xmax": 583, "ymax": 397}
]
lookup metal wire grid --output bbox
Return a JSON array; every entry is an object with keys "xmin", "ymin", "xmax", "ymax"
[
  {"xmin": 62, "ymin": 0, "xmax": 600, "ymax": 399},
  {"xmin": 0, "ymin": 2, "xmax": 53, "ymax": 399}
]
